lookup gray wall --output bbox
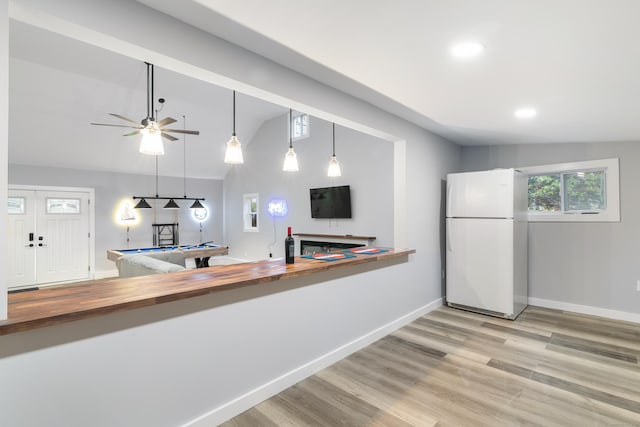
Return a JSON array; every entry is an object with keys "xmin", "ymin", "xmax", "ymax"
[
  {"xmin": 224, "ymin": 115, "xmax": 394, "ymax": 260},
  {"xmin": 461, "ymin": 142, "xmax": 640, "ymax": 314},
  {"xmin": 9, "ymin": 164, "xmax": 224, "ymax": 274}
]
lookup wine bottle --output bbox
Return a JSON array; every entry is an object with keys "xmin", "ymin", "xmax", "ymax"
[{"xmin": 285, "ymin": 226, "xmax": 295, "ymax": 264}]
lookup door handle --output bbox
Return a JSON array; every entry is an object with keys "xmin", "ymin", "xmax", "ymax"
[
  {"xmin": 38, "ymin": 243, "xmax": 47, "ymax": 247},
  {"xmin": 29, "ymin": 232, "xmax": 34, "ymax": 242},
  {"xmin": 446, "ymin": 218, "xmax": 452, "ymax": 252},
  {"xmin": 25, "ymin": 243, "xmax": 34, "ymax": 248}
]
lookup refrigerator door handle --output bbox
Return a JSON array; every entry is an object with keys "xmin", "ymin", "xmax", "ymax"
[
  {"xmin": 446, "ymin": 183, "xmax": 452, "ymax": 217},
  {"xmin": 446, "ymin": 218, "xmax": 452, "ymax": 252}
]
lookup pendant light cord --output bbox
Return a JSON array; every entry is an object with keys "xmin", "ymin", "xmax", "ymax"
[
  {"xmin": 183, "ymin": 115, "xmax": 187, "ymax": 198},
  {"xmin": 150, "ymin": 64, "xmax": 155, "ymax": 121},
  {"xmin": 289, "ymin": 108, "xmax": 293, "ymax": 148},
  {"xmin": 232, "ymin": 91, "xmax": 236, "ymax": 136},
  {"xmin": 332, "ymin": 123, "xmax": 336, "ymax": 156},
  {"xmin": 155, "ymin": 155, "xmax": 159, "ymax": 198}
]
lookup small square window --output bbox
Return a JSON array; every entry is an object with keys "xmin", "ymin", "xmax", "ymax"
[{"xmin": 291, "ymin": 113, "xmax": 309, "ymax": 140}]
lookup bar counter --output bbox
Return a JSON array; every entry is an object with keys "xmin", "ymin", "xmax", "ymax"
[{"xmin": 0, "ymin": 248, "xmax": 415, "ymax": 336}]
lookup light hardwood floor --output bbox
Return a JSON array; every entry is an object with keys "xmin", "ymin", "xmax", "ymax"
[{"xmin": 222, "ymin": 306, "xmax": 640, "ymax": 426}]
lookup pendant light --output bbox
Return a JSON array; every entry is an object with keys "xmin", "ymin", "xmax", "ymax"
[
  {"xmin": 283, "ymin": 109, "xmax": 299, "ymax": 172},
  {"xmin": 134, "ymin": 198, "xmax": 152, "ymax": 209},
  {"xmin": 163, "ymin": 199, "xmax": 180, "ymax": 209},
  {"xmin": 224, "ymin": 90, "xmax": 244, "ymax": 164},
  {"xmin": 327, "ymin": 123, "xmax": 342, "ymax": 177},
  {"xmin": 139, "ymin": 63, "xmax": 164, "ymax": 155}
]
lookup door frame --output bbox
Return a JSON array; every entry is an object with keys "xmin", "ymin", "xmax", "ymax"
[{"xmin": 9, "ymin": 184, "xmax": 96, "ymax": 281}]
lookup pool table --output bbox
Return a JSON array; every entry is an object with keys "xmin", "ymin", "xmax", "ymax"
[{"xmin": 107, "ymin": 243, "xmax": 229, "ymax": 267}]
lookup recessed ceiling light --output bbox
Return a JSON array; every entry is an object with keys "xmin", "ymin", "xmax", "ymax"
[
  {"xmin": 451, "ymin": 42, "xmax": 484, "ymax": 58},
  {"xmin": 514, "ymin": 107, "xmax": 537, "ymax": 119}
]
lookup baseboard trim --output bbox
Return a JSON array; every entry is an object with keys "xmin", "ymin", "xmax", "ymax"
[
  {"xmin": 528, "ymin": 297, "xmax": 640, "ymax": 324},
  {"xmin": 182, "ymin": 297, "xmax": 444, "ymax": 427}
]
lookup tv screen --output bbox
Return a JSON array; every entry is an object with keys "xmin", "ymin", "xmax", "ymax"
[{"xmin": 310, "ymin": 185, "xmax": 352, "ymax": 219}]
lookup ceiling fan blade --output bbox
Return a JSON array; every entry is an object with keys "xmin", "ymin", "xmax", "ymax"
[
  {"xmin": 161, "ymin": 129, "xmax": 200, "ymax": 135},
  {"xmin": 161, "ymin": 132, "xmax": 178, "ymax": 141},
  {"xmin": 123, "ymin": 130, "xmax": 141, "ymax": 136},
  {"xmin": 90, "ymin": 123, "xmax": 142, "ymax": 129},
  {"xmin": 109, "ymin": 113, "xmax": 140, "ymax": 125},
  {"xmin": 157, "ymin": 117, "xmax": 177, "ymax": 126}
]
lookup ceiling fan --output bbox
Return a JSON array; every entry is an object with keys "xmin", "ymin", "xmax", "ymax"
[{"xmin": 90, "ymin": 62, "xmax": 200, "ymax": 155}]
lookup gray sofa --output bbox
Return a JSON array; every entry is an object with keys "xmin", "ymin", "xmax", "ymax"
[{"xmin": 115, "ymin": 251, "xmax": 186, "ymax": 278}]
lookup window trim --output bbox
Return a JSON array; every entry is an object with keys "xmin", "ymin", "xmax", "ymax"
[{"xmin": 521, "ymin": 158, "xmax": 620, "ymax": 222}]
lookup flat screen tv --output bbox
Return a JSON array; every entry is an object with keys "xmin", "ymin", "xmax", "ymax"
[{"xmin": 310, "ymin": 185, "xmax": 352, "ymax": 219}]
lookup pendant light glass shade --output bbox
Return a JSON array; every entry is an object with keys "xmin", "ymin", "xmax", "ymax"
[
  {"xmin": 163, "ymin": 199, "xmax": 180, "ymax": 209},
  {"xmin": 139, "ymin": 122, "xmax": 164, "ymax": 155},
  {"xmin": 283, "ymin": 108, "xmax": 299, "ymax": 172},
  {"xmin": 327, "ymin": 123, "xmax": 341, "ymax": 177},
  {"xmin": 224, "ymin": 134, "xmax": 244, "ymax": 164},
  {"xmin": 328, "ymin": 155, "xmax": 341, "ymax": 177},
  {"xmin": 189, "ymin": 199, "xmax": 205, "ymax": 209},
  {"xmin": 283, "ymin": 147, "xmax": 299, "ymax": 171},
  {"xmin": 224, "ymin": 91, "xmax": 244, "ymax": 164},
  {"xmin": 134, "ymin": 198, "xmax": 152, "ymax": 209}
]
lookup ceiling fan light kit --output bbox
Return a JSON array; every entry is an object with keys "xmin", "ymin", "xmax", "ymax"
[{"xmin": 139, "ymin": 122, "xmax": 164, "ymax": 155}]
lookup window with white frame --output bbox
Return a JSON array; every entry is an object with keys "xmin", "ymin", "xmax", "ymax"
[
  {"xmin": 243, "ymin": 193, "xmax": 259, "ymax": 232},
  {"xmin": 291, "ymin": 112, "xmax": 309, "ymax": 140},
  {"xmin": 522, "ymin": 158, "xmax": 619, "ymax": 222}
]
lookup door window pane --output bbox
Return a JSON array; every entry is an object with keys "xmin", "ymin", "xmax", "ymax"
[
  {"xmin": 46, "ymin": 198, "xmax": 81, "ymax": 214},
  {"xmin": 8, "ymin": 197, "xmax": 25, "ymax": 214},
  {"xmin": 563, "ymin": 171, "xmax": 606, "ymax": 211}
]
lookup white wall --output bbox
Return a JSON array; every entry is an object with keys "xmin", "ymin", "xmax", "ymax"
[
  {"xmin": 0, "ymin": 0, "xmax": 7, "ymax": 319},
  {"xmin": 2, "ymin": 0, "xmax": 462, "ymax": 424},
  {"xmin": 225, "ymin": 115, "xmax": 394, "ymax": 260},
  {"xmin": 9, "ymin": 164, "xmax": 224, "ymax": 275},
  {"xmin": 462, "ymin": 142, "xmax": 640, "ymax": 316}
]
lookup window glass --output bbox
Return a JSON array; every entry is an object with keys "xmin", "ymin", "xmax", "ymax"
[
  {"xmin": 528, "ymin": 175, "xmax": 561, "ymax": 212},
  {"xmin": 291, "ymin": 113, "xmax": 309, "ymax": 140},
  {"xmin": 8, "ymin": 197, "xmax": 25, "ymax": 214},
  {"xmin": 47, "ymin": 198, "xmax": 81, "ymax": 214},
  {"xmin": 563, "ymin": 171, "xmax": 606, "ymax": 211}
]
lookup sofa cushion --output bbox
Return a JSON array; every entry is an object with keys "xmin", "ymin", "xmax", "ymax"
[{"xmin": 116, "ymin": 254, "xmax": 186, "ymax": 278}]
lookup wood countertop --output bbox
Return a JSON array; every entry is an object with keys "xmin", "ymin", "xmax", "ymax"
[{"xmin": 0, "ymin": 248, "xmax": 415, "ymax": 336}]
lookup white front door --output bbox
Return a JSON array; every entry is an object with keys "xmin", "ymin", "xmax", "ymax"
[
  {"xmin": 7, "ymin": 188, "xmax": 91, "ymax": 288},
  {"xmin": 7, "ymin": 189, "xmax": 37, "ymax": 287},
  {"xmin": 35, "ymin": 191, "xmax": 90, "ymax": 284}
]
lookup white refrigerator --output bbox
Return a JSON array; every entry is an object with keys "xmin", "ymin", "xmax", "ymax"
[{"xmin": 446, "ymin": 168, "xmax": 528, "ymax": 319}]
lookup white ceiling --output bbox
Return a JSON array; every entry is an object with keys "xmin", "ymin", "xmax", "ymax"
[
  {"xmin": 139, "ymin": 0, "xmax": 640, "ymax": 146},
  {"xmin": 9, "ymin": 21, "xmax": 286, "ymax": 179}
]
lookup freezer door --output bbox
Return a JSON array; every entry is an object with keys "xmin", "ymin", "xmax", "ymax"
[
  {"xmin": 446, "ymin": 218, "xmax": 515, "ymax": 315},
  {"xmin": 447, "ymin": 169, "xmax": 515, "ymax": 218}
]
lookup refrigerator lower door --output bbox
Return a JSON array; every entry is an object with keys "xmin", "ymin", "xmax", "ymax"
[{"xmin": 446, "ymin": 218, "xmax": 515, "ymax": 317}]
